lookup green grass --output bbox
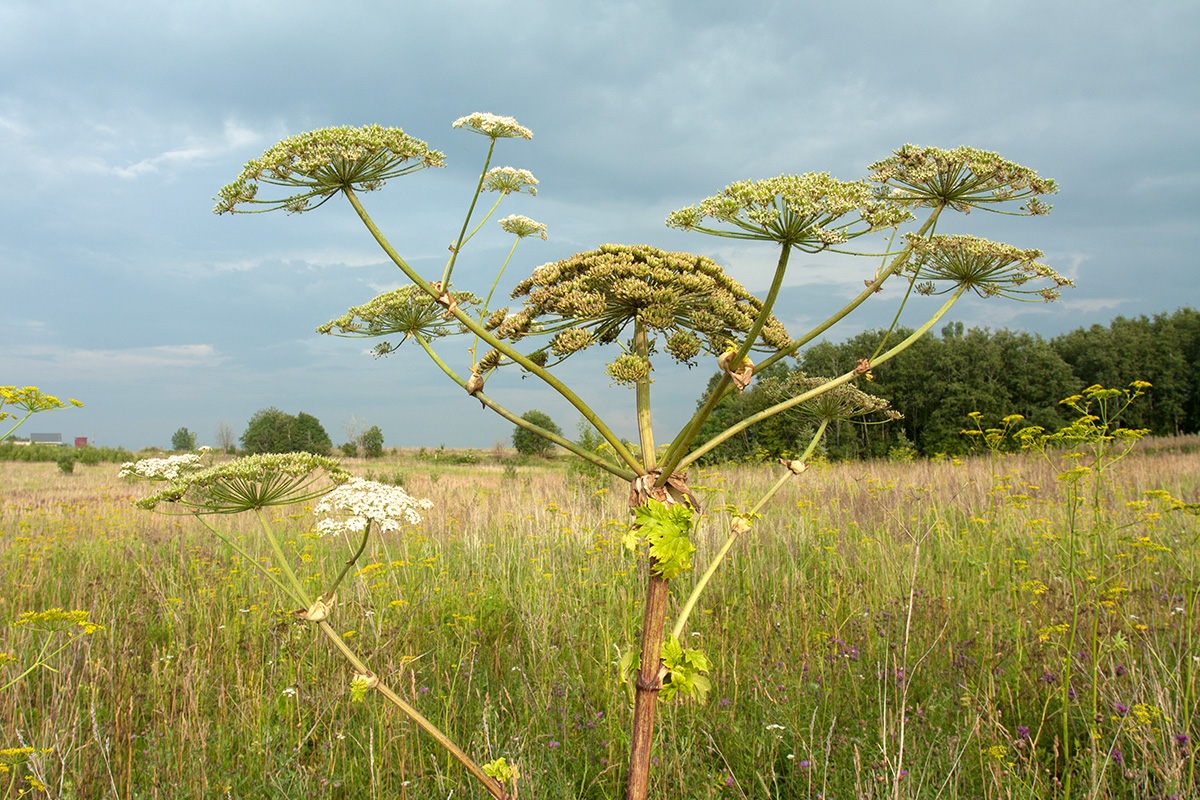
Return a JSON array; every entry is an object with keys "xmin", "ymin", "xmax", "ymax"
[{"xmin": 0, "ymin": 443, "xmax": 1196, "ymax": 799}]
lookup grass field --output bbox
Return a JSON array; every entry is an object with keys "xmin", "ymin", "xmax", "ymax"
[{"xmin": 1, "ymin": 441, "xmax": 1196, "ymax": 799}]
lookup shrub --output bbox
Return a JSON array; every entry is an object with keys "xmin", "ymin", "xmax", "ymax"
[
  {"xmin": 362, "ymin": 425, "xmax": 385, "ymax": 458},
  {"xmin": 171, "ymin": 427, "xmax": 198, "ymax": 451},
  {"xmin": 512, "ymin": 410, "xmax": 561, "ymax": 457}
]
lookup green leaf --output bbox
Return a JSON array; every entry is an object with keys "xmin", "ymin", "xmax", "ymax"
[
  {"xmin": 659, "ymin": 634, "xmax": 712, "ymax": 704},
  {"xmin": 633, "ymin": 499, "xmax": 696, "ymax": 579}
]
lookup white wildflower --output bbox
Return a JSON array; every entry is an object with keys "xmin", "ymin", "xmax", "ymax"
[
  {"xmin": 499, "ymin": 214, "xmax": 548, "ymax": 239},
  {"xmin": 452, "ymin": 112, "xmax": 533, "ymax": 140},
  {"xmin": 120, "ymin": 453, "xmax": 202, "ymax": 481},
  {"xmin": 484, "ymin": 167, "xmax": 539, "ymax": 196},
  {"xmin": 314, "ymin": 478, "xmax": 433, "ymax": 537}
]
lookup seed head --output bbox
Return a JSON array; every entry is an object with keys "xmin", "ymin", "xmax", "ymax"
[
  {"xmin": 214, "ymin": 125, "xmax": 445, "ymax": 215},
  {"xmin": 667, "ymin": 173, "xmax": 911, "ymax": 251},
  {"xmin": 317, "ymin": 285, "xmax": 480, "ymax": 355},
  {"xmin": 869, "ymin": 145, "xmax": 1057, "ymax": 215},
  {"xmin": 906, "ymin": 234, "xmax": 1073, "ymax": 301},
  {"xmin": 498, "ymin": 214, "xmax": 548, "ymax": 239},
  {"xmin": 485, "ymin": 167, "xmax": 539, "ymax": 196},
  {"xmin": 133, "ymin": 452, "xmax": 349, "ymax": 514},
  {"xmin": 500, "ymin": 244, "xmax": 790, "ymax": 370}
]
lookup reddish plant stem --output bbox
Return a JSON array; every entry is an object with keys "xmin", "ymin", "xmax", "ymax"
[{"xmin": 626, "ymin": 572, "xmax": 670, "ymax": 800}]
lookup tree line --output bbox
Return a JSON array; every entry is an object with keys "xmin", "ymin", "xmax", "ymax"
[{"xmin": 693, "ymin": 308, "xmax": 1200, "ymax": 461}]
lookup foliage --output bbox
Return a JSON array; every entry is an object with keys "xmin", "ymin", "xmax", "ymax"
[
  {"xmin": 361, "ymin": 425, "xmax": 385, "ymax": 458},
  {"xmin": 0, "ymin": 444, "xmax": 132, "ymax": 464},
  {"xmin": 55, "ymin": 451, "xmax": 75, "ymax": 474},
  {"xmin": 626, "ymin": 499, "xmax": 696, "ymax": 580},
  {"xmin": 240, "ymin": 407, "xmax": 333, "ymax": 456},
  {"xmin": 797, "ymin": 322, "xmax": 1080, "ymax": 457},
  {"xmin": 1052, "ymin": 308, "xmax": 1200, "ymax": 436},
  {"xmin": 5, "ymin": 449, "xmax": 1196, "ymax": 798},
  {"xmin": 512, "ymin": 410, "xmax": 561, "ymax": 457},
  {"xmin": 170, "ymin": 427, "xmax": 197, "ymax": 451}
]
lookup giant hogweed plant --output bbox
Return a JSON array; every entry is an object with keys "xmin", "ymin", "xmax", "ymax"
[{"xmin": 191, "ymin": 114, "xmax": 1069, "ymax": 800}]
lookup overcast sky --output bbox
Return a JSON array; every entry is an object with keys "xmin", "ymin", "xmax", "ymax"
[{"xmin": 2, "ymin": 0, "xmax": 1197, "ymax": 451}]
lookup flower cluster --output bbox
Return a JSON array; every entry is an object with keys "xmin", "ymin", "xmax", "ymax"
[
  {"xmin": 314, "ymin": 477, "xmax": 433, "ymax": 536},
  {"xmin": 495, "ymin": 245, "xmax": 790, "ymax": 372},
  {"xmin": 869, "ymin": 144, "xmax": 1057, "ymax": 215},
  {"xmin": 14, "ymin": 608, "xmax": 104, "ymax": 635},
  {"xmin": 119, "ymin": 453, "xmax": 203, "ymax": 480},
  {"xmin": 498, "ymin": 214, "xmax": 548, "ymax": 240},
  {"xmin": 485, "ymin": 167, "xmax": 539, "ymax": 196},
  {"xmin": 774, "ymin": 375, "xmax": 900, "ymax": 422},
  {"xmin": 667, "ymin": 173, "xmax": 911, "ymax": 250},
  {"xmin": 214, "ymin": 125, "xmax": 445, "ymax": 214},
  {"xmin": 0, "ymin": 386, "xmax": 83, "ymax": 419},
  {"xmin": 317, "ymin": 285, "xmax": 480, "ymax": 355},
  {"xmin": 133, "ymin": 452, "xmax": 349, "ymax": 513},
  {"xmin": 452, "ymin": 112, "xmax": 533, "ymax": 140},
  {"xmin": 905, "ymin": 234, "xmax": 1073, "ymax": 301}
]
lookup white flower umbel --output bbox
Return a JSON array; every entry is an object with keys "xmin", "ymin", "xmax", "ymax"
[
  {"xmin": 452, "ymin": 112, "xmax": 533, "ymax": 140},
  {"xmin": 315, "ymin": 478, "xmax": 433, "ymax": 536},
  {"xmin": 498, "ymin": 214, "xmax": 548, "ymax": 239},
  {"xmin": 119, "ymin": 453, "xmax": 203, "ymax": 481}
]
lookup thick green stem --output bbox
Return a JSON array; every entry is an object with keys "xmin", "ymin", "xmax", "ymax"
[
  {"xmin": 670, "ymin": 421, "xmax": 826, "ymax": 641},
  {"xmin": 413, "ymin": 334, "xmax": 635, "ymax": 481},
  {"xmin": 312, "ymin": 620, "xmax": 508, "ymax": 800},
  {"xmin": 658, "ymin": 245, "xmax": 791, "ymax": 482},
  {"xmin": 255, "ymin": 510, "xmax": 311, "ymax": 607},
  {"xmin": 325, "ymin": 522, "xmax": 373, "ymax": 598},
  {"xmin": 678, "ymin": 286, "xmax": 967, "ymax": 471},
  {"xmin": 669, "ymin": 206, "xmax": 945, "ymax": 463},
  {"xmin": 193, "ymin": 515, "xmax": 300, "ymax": 603},
  {"xmin": 441, "ymin": 138, "xmax": 497, "ymax": 287},
  {"xmin": 627, "ymin": 320, "xmax": 669, "ymax": 800},
  {"xmin": 634, "ymin": 321, "xmax": 656, "ymax": 473},
  {"xmin": 342, "ymin": 188, "xmax": 642, "ymax": 474}
]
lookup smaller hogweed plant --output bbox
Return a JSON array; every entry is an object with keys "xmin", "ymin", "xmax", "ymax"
[
  {"xmin": 209, "ymin": 112, "xmax": 1069, "ymax": 799},
  {"xmin": 120, "ymin": 452, "xmax": 517, "ymax": 795}
]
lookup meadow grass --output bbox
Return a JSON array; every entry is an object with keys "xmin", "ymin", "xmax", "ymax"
[{"xmin": 0, "ymin": 442, "xmax": 1196, "ymax": 799}]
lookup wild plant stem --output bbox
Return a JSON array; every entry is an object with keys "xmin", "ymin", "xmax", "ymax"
[
  {"xmin": 413, "ymin": 333, "xmax": 635, "ymax": 480},
  {"xmin": 678, "ymin": 286, "xmax": 967, "ymax": 471},
  {"xmin": 343, "ymin": 188, "xmax": 642, "ymax": 474},
  {"xmin": 325, "ymin": 521, "xmax": 374, "ymax": 598},
  {"xmin": 311, "ymin": 620, "xmax": 508, "ymax": 800},
  {"xmin": 192, "ymin": 515, "xmax": 302, "ymax": 604},
  {"xmin": 670, "ymin": 420, "xmax": 827, "ymax": 641},
  {"xmin": 627, "ymin": 320, "xmax": 669, "ymax": 800},
  {"xmin": 255, "ymin": 510, "xmax": 311, "ymax": 607},
  {"xmin": 441, "ymin": 138, "xmax": 497, "ymax": 287},
  {"xmin": 658, "ymin": 245, "xmax": 791, "ymax": 482}
]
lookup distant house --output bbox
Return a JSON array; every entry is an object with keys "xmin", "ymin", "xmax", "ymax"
[
  {"xmin": 74, "ymin": 437, "xmax": 89, "ymax": 448},
  {"xmin": 29, "ymin": 433, "xmax": 63, "ymax": 446}
]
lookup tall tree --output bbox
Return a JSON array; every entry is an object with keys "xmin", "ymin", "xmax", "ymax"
[{"xmin": 1053, "ymin": 309, "xmax": 1200, "ymax": 435}]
